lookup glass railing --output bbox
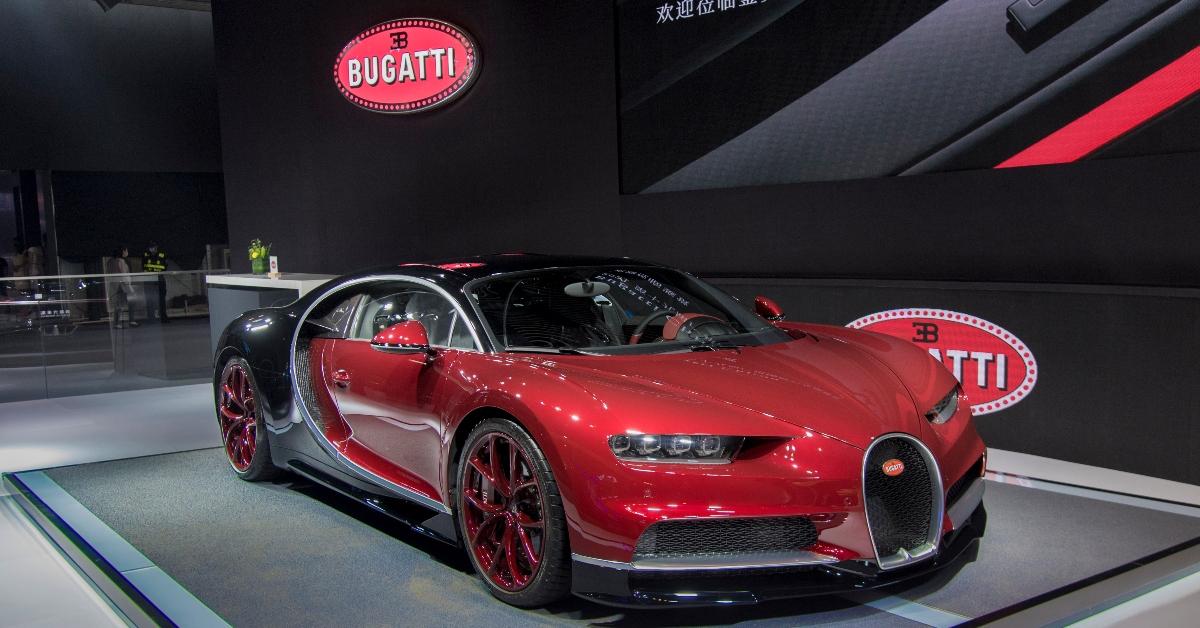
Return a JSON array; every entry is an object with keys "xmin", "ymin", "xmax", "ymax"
[{"xmin": 0, "ymin": 270, "xmax": 228, "ymax": 403}]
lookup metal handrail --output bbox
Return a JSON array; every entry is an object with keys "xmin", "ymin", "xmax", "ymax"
[
  {"xmin": 0, "ymin": 299, "xmax": 106, "ymax": 306},
  {"xmin": 0, "ymin": 269, "xmax": 230, "ymax": 282}
]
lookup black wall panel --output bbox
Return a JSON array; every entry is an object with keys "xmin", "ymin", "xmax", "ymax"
[
  {"xmin": 0, "ymin": 0, "xmax": 221, "ymax": 172},
  {"xmin": 53, "ymin": 171, "xmax": 228, "ymax": 269},
  {"xmin": 621, "ymin": 152, "xmax": 1200, "ymax": 286},
  {"xmin": 211, "ymin": 0, "xmax": 622, "ymax": 274}
]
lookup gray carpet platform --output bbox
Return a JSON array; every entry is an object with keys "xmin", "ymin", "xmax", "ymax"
[{"xmin": 27, "ymin": 448, "xmax": 1200, "ymax": 626}]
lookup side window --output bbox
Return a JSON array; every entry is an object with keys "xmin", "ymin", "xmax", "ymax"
[
  {"xmin": 350, "ymin": 282, "xmax": 475, "ymax": 350},
  {"xmin": 307, "ymin": 294, "xmax": 362, "ymax": 337},
  {"xmin": 447, "ymin": 311, "xmax": 477, "ymax": 350}
]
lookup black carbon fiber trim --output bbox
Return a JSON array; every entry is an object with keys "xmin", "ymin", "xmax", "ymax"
[
  {"xmin": 293, "ymin": 339, "xmax": 325, "ymax": 430},
  {"xmin": 634, "ymin": 516, "xmax": 818, "ymax": 560},
  {"xmin": 946, "ymin": 456, "xmax": 985, "ymax": 506},
  {"xmin": 864, "ymin": 438, "xmax": 934, "ymax": 557}
]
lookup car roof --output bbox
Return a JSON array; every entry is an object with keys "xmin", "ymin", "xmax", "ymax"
[{"xmin": 369, "ymin": 253, "xmax": 665, "ymax": 282}]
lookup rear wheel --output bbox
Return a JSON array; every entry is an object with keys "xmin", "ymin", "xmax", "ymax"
[
  {"xmin": 457, "ymin": 418, "xmax": 570, "ymax": 607},
  {"xmin": 216, "ymin": 357, "xmax": 279, "ymax": 481}
]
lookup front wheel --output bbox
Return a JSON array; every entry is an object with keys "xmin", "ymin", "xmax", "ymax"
[
  {"xmin": 457, "ymin": 418, "xmax": 570, "ymax": 607},
  {"xmin": 215, "ymin": 357, "xmax": 279, "ymax": 481}
]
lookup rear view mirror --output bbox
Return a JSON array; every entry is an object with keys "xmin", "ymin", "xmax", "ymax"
[
  {"xmin": 754, "ymin": 296, "xmax": 785, "ymax": 322},
  {"xmin": 371, "ymin": 320, "xmax": 432, "ymax": 355},
  {"xmin": 564, "ymin": 281, "xmax": 610, "ymax": 297}
]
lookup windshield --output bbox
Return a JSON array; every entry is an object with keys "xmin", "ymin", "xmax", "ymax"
[{"xmin": 469, "ymin": 266, "xmax": 788, "ymax": 354}]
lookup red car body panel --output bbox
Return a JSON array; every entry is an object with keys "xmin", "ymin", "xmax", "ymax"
[
  {"xmin": 313, "ymin": 322, "xmax": 985, "ymax": 565},
  {"xmin": 214, "ymin": 255, "xmax": 988, "ymax": 606}
]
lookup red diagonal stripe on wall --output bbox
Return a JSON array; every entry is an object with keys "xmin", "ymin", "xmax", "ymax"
[{"xmin": 996, "ymin": 45, "xmax": 1200, "ymax": 169}]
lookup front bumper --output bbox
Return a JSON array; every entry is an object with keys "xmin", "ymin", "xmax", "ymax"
[{"xmin": 570, "ymin": 497, "xmax": 987, "ymax": 608}]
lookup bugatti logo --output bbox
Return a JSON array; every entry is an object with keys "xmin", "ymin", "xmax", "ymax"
[
  {"xmin": 334, "ymin": 19, "xmax": 479, "ymax": 113},
  {"xmin": 882, "ymin": 459, "xmax": 905, "ymax": 476},
  {"xmin": 847, "ymin": 309, "xmax": 1037, "ymax": 416}
]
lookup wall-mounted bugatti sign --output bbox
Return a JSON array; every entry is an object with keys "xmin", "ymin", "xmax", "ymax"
[
  {"xmin": 847, "ymin": 309, "xmax": 1037, "ymax": 416},
  {"xmin": 334, "ymin": 18, "xmax": 479, "ymax": 114}
]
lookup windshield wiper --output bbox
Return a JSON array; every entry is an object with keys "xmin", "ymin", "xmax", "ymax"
[
  {"xmin": 504, "ymin": 346, "xmax": 596, "ymax": 356},
  {"xmin": 688, "ymin": 339, "xmax": 744, "ymax": 352}
]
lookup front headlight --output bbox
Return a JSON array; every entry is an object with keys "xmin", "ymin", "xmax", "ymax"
[
  {"xmin": 925, "ymin": 385, "xmax": 962, "ymax": 424},
  {"xmin": 608, "ymin": 434, "xmax": 744, "ymax": 463}
]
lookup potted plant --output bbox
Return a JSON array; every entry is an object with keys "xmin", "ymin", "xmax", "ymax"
[{"xmin": 248, "ymin": 239, "xmax": 271, "ymax": 275}]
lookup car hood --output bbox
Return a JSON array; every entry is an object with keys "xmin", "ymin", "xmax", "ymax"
[{"xmin": 540, "ymin": 337, "xmax": 926, "ymax": 450}]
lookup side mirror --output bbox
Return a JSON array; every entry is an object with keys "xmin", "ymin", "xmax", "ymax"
[
  {"xmin": 370, "ymin": 321, "xmax": 432, "ymax": 355},
  {"xmin": 754, "ymin": 296, "xmax": 785, "ymax": 322}
]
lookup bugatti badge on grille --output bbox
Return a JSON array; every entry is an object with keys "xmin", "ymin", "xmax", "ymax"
[{"xmin": 882, "ymin": 459, "xmax": 905, "ymax": 476}]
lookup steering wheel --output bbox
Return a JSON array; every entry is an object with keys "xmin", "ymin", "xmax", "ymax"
[
  {"xmin": 665, "ymin": 313, "xmax": 736, "ymax": 342},
  {"xmin": 628, "ymin": 310, "xmax": 674, "ymax": 345}
]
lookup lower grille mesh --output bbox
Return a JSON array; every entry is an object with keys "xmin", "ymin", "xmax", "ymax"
[
  {"xmin": 864, "ymin": 437, "xmax": 934, "ymax": 557},
  {"xmin": 634, "ymin": 516, "xmax": 818, "ymax": 560}
]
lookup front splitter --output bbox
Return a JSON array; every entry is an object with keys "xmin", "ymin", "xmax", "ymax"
[{"xmin": 571, "ymin": 505, "xmax": 987, "ymax": 608}]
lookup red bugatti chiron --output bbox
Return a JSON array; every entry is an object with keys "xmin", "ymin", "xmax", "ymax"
[{"xmin": 213, "ymin": 254, "xmax": 986, "ymax": 607}]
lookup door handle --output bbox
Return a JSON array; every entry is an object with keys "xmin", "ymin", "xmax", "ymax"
[{"xmin": 332, "ymin": 369, "xmax": 351, "ymax": 388}]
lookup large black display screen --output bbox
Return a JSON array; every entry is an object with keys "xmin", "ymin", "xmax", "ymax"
[{"xmin": 617, "ymin": 0, "xmax": 1200, "ymax": 193}]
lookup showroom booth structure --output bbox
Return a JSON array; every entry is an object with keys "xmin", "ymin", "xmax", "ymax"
[
  {"xmin": 212, "ymin": 0, "xmax": 1200, "ymax": 485},
  {"xmin": 3, "ymin": 0, "xmax": 1200, "ymax": 626}
]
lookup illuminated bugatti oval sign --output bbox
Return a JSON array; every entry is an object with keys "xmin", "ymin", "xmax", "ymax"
[
  {"xmin": 847, "ymin": 309, "xmax": 1037, "ymax": 416},
  {"xmin": 882, "ymin": 459, "xmax": 905, "ymax": 477},
  {"xmin": 333, "ymin": 19, "xmax": 479, "ymax": 114}
]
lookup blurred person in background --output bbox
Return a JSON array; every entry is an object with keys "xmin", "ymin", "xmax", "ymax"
[
  {"xmin": 23, "ymin": 238, "xmax": 43, "ymax": 277},
  {"xmin": 0, "ymin": 245, "xmax": 9, "ymax": 299},
  {"xmin": 142, "ymin": 241, "xmax": 170, "ymax": 323},
  {"xmin": 11, "ymin": 236, "xmax": 45, "ymax": 293},
  {"xmin": 105, "ymin": 246, "xmax": 138, "ymax": 329},
  {"xmin": 11, "ymin": 237, "xmax": 29, "ymax": 295}
]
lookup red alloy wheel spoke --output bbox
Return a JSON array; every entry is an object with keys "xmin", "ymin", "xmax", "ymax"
[
  {"xmin": 219, "ymin": 364, "xmax": 257, "ymax": 472},
  {"xmin": 236, "ymin": 424, "xmax": 250, "ymax": 460},
  {"xmin": 470, "ymin": 513, "xmax": 503, "ymax": 548},
  {"xmin": 488, "ymin": 435, "xmax": 510, "ymax": 497},
  {"xmin": 508, "ymin": 443, "xmax": 520, "ymax": 490},
  {"xmin": 504, "ymin": 523, "xmax": 523, "ymax": 585},
  {"xmin": 516, "ymin": 525, "xmax": 540, "ymax": 569},
  {"xmin": 463, "ymin": 431, "xmax": 545, "ymax": 592},
  {"xmin": 465, "ymin": 490, "xmax": 503, "ymax": 514},
  {"xmin": 468, "ymin": 455, "xmax": 497, "ymax": 488},
  {"xmin": 228, "ymin": 432, "xmax": 242, "ymax": 461},
  {"xmin": 486, "ymin": 538, "xmax": 505, "ymax": 576},
  {"xmin": 511, "ymin": 480, "xmax": 538, "ymax": 496},
  {"xmin": 222, "ymin": 384, "xmax": 241, "ymax": 409},
  {"xmin": 516, "ymin": 511, "xmax": 543, "ymax": 529},
  {"xmin": 224, "ymin": 420, "xmax": 241, "ymax": 450}
]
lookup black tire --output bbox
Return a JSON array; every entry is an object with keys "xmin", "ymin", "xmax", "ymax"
[
  {"xmin": 456, "ymin": 418, "xmax": 571, "ymax": 607},
  {"xmin": 215, "ymin": 357, "xmax": 280, "ymax": 482}
]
